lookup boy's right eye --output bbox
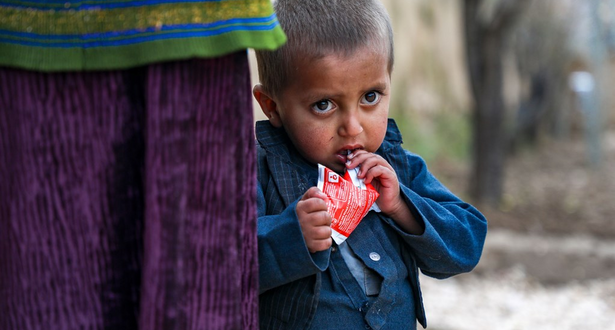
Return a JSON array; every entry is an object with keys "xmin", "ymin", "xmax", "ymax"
[{"xmin": 311, "ymin": 100, "xmax": 334, "ymax": 113}]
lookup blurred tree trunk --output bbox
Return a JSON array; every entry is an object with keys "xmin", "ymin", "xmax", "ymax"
[{"xmin": 464, "ymin": 0, "xmax": 530, "ymax": 205}]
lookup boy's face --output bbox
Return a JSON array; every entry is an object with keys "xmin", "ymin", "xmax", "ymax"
[{"xmin": 255, "ymin": 46, "xmax": 391, "ymax": 173}]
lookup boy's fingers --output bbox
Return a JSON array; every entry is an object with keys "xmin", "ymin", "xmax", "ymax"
[
  {"xmin": 347, "ymin": 151, "xmax": 384, "ymax": 170},
  {"xmin": 301, "ymin": 186, "xmax": 328, "ymax": 201},
  {"xmin": 363, "ymin": 165, "xmax": 394, "ymax": 184},
  {"xmin": 301, "ymin": 210, "xmax": 331, "ymax": 226},
  {"xmin": 310, "ymin": 223, "xmax": 332, "ymax": 239},
  {"xmin": 317, "ymin": 210, "xmax": 332, "ymax": 226},
  {"xmin": 301, "ymin": 187, "xmax": 318, "ymax": 200},
  {"xmin": 349, "ymin": 154, "xmax": 394, "ymax": 179},
  {"xmin": 347, "ymin": 149, "xmax": 369, "ymax": 160},
  {"xmin": 346, "ymin": 150, "xmax": 368, "ymax": 169},
  {"xmin": 308, "ymin": 237, "xmax": 333, "ymax": 253},
  {"xmin": 298, "ymin": 198, "xmax": 328, "ymax": 214}
]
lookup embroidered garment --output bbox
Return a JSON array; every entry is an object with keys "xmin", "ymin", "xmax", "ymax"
[{"xmin": 0, "ymin": 0, "xmax": 286, "ymax": 71}]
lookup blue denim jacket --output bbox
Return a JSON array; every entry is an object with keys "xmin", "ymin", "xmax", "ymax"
[{"xmin": 256, "ymin": 119, "xmax": 487, "ymax": 330}]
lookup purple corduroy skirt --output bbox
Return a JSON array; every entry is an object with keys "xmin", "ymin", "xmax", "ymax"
[{"xmin": 0, "ymin": 52, "xmax": 258, "ymax": 330}]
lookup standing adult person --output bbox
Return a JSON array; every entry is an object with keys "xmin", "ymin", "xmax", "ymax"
[{"xmin": 0, "ymin": 1, "xmax": 285, "ymax": 329}]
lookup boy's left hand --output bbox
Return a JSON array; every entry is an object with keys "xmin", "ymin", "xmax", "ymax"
[
  {"xmin": 346, "ymin": 150, "xmax": 402, "ymax": 215},
  {"xmin": 346, "ymin": 150, "xmax": 424, "ymax": 235}
]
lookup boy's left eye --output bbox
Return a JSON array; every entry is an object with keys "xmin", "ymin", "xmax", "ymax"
[
  {"xmin": 311, "ymin": 99, "xmax": 334, "ymax": 113},
  {"xmin": 361, "ymin": 91, "xmax": 381, "ymax": 105}
]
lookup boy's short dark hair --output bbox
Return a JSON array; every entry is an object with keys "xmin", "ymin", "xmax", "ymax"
[{"xmin": 255, "ymin": 0, "xmax": 394, "ymax": 99}]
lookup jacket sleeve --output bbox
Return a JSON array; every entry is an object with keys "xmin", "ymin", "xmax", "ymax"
[
  {"xmin": 383, "ymin": 149, "xmax": 488, "ymax": 279},
  {"xmin": 257, "ymin": 184, "xmax": 331, "ymax": 293}
]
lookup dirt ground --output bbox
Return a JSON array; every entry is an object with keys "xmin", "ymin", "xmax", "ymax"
[
  {"xmin": 433, "ymin": 129, "xmax": 615, "ymax": 239},
  {"xmin": 421, "ymin": 129, "xmax": 615, "ymax": 329},
  {"xmin": 485, "ymin": 132, "xmax": 615, "ymax": 238}
]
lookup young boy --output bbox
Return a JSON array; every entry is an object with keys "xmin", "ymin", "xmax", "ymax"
[{"xmin": 253, "ymin": 0, "xmax": 487, "ymax": 329}]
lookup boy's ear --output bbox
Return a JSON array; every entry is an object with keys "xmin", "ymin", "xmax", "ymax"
[{"xmin": 253, "ymin": 84, "xmax": 282, "ymax": 128}]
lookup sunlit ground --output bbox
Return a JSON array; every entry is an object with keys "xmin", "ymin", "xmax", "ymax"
[{"xmin": 420, "ymin": 266, "xmax": 615, "ymax": 330}]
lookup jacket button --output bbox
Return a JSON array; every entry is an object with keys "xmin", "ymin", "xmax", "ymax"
[{"xmin": 369, "ymin": 252, "xmax": 380, "ymax": 261}]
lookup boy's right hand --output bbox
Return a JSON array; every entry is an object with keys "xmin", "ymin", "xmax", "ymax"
[{"xmin": 297, "ymin": 187, "xmax": 332, "ymax": 253}]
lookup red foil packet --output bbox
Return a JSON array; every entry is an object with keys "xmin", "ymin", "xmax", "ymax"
[{"xmin": 317, "ymin": 164, "xmax": 380, "ymax": 244}]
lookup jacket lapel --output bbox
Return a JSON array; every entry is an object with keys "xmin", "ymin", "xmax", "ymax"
[
  {"xmin": 256, "ymin": 121, "xmax": 313, "ymax": 208},
  {"xmin": 265, "ymin": 151, "xmax": 312, "ymax": 207}
]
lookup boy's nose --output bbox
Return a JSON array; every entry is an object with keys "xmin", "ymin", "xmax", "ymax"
[{"xmin": 339, "ymin": 113, "xmax": 363, "ymax": 137}]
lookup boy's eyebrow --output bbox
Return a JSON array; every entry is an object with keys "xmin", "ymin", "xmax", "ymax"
[
  {"xmin": 300, "ymin": 91, "xmax": 342, "ymax": 103},
  {"xmin": 300, "ymin": 81, "xmax": 390, "ymax": 103},
  {"xmin": 367, "ymin": 81, "xmax": 389, "ymax": 92}
]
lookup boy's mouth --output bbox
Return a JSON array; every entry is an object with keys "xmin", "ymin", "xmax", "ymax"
[{"xmin": 336, "ymin": 146, "xmax": 363, "ymax": 163}]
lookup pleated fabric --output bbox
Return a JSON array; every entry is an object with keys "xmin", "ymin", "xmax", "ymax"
[{"xmin": 0, "ymin": 52, "xmax": 258, "ymax": 330}]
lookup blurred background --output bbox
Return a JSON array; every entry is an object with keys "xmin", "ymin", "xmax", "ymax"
[{"xmin": 252, "ymin": 0, "xmax": 615, "ymax": 328}]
